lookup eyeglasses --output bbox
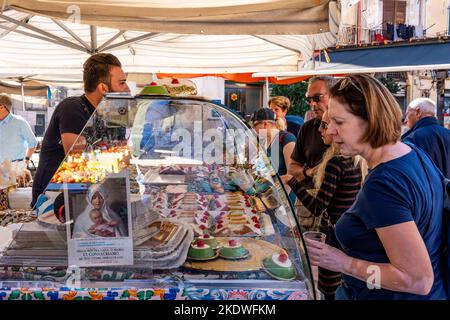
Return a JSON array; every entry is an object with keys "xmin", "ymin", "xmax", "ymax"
[
  {"xmin": 305, "ymin": 94, "xmax": 325, "ymax": 105},
  {"xmin": 320, "ymin": 121, "xmax": 329, "ymax": 130},
  {"xmin": 338, "ymin": 77, "xmax": 363, "ymax": 94}
]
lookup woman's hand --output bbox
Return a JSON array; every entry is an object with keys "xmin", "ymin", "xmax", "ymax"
[
  {"xmin": 280, "ymin": 174, "xmax": 293, "ymax": 185},
  {"xmin": 305, "ymin": 238, "xmax": 351, "ymax": 273},
  {"xmin": 306, "ymin": 165, "xmax": 318, "ymax": 178}
]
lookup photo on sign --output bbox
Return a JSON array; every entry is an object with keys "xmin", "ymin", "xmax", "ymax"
[{"xmin": 67, "ymin": 178, "xmax": 129, "ymax": 239}]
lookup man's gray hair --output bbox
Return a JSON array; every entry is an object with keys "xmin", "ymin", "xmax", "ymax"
[
  {"xmin": 308, "ymin": 76, "xmax": 338, "ymax": 90},
  {"xmin": 408, "ymin": 97, "xmax": 436, "ymax": 116},
  {"xmin": 0, "ymin": 93, "xmax": 12, "ymax": 112}
]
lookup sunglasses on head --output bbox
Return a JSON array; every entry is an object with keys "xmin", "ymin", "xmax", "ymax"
[
  {"xmin": 338, "ymin": 77, "xmax": 363, "ymax": 94},
  {"xmin": 305, "ymin": 94, "xmax": 325, "ymax": 104}
]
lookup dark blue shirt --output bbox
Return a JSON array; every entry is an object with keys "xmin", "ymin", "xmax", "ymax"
[
  {"xmin": 266, "ymin": 130, "xmax": 296, "ymax": 176},
  {"xmin": 402, "ymin": 117, "xmax": 450, "ymax": 178},
  {"xmin": 335, "ymin": 149, "xmax": 446, "ymax": 300},
  {"xmin": 285, "ymin": 115, "xmax": 304, "ymax": 137}
]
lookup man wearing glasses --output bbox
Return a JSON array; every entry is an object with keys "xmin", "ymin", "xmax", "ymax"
[
  {"xmin": 288, "ymin": 76, "xmax": 337, "ymax": 188},
  {"xmin": 0, "ymin": 93, "xmax": 37, "ymax": 165},
  {"xmin": 32, "ymin": 53, "xmax": 129, "ymax": 206}
]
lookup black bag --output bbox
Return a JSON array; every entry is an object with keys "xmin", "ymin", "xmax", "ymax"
[{"xmin": 27, "ymin": 159, "xmax": 37, "ymax": 178}]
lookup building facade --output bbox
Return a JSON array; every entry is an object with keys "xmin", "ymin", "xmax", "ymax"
[
  {"xmin": 338, "ymin": 0, "xmax": 449, "ymax": 45},
  {"xmin": 338, "ymin": 0, "xmax": 450, "ymax": 127}
]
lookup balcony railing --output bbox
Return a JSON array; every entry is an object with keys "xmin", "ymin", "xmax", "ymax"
[{"xmin": 337, "ymin": 25, "xmax": 428, "ymax": 46}]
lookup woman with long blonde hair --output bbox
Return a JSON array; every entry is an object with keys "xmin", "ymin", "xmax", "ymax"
[{"xmin": 282, "ymin": 111, "xmax": 366, "ymax": 300}]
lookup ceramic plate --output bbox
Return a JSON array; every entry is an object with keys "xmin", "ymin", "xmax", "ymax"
[
  {"xmin": 262, "ymin": 258, "xmax": 296, "ymax": 281},
  {"xmin": 187, "ymin": 250, "xmax": 220, "ymax": 261},
  {"xmin": 219, "ymin": 248, "xmax": 251, "ymax": 260}
]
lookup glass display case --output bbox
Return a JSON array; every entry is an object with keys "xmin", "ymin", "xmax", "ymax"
[{"xmin": 0, "ymin": 93, "xmax": 316, "ymax": 300}]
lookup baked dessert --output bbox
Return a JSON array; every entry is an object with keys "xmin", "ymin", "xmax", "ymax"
[
  {"xmin": 187, "ymin": 240, "xmax": 215, "ymax": 259},
  {"xmin": 263, "ymin": 252, "xmax": 295, "ymax": 280},
  {"xmin": 219, "ymin": 239, "xmax": 247, "ymax": 258},
  {"xmin": 214, "ymin": 212, "xmax": 262, "ymax": 236},
  {"xmin": 196, "ymin": 234, "xmax": 218, "ymax": 248}
]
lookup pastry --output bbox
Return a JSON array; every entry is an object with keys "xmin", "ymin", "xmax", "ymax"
[
  {"xmin": 196, "ymin": 234, "xmax": 218, "ymax": 248},
  {"xmin": 187, "ymin": 240, "xmax": 215, "ymax": 259},
  {"xmin": 214, "ymin": 212, "xmax": 263, "ymax": 236},
  {"xmin": 219, "ymin": 239, "xmax": 247, "ymax": 258},
  {"xmin": 263, "ymin": 252, "xmax": 295, "ymax": 280},
  {"xmin": 152, "ymin": 221, "xmax": 179, "ymax": 243}
]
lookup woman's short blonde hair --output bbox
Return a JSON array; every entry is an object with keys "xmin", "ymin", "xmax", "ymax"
[
  {"xmin": 269, "ymin": 96, "xmax": 291, "ymax": 112},
  {"xmin": 329, "ymin": 74, "xmax": 402, "ymax": 148}
]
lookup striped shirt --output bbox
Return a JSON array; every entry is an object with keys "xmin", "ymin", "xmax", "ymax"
[{"xmin": 288, "ymin": 156, "xmax": 362, "ymax": 225}]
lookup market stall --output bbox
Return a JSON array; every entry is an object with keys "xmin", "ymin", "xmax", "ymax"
[{"xmin": 0, "ymin": 90, "xmax": 315, "ymax": 300}]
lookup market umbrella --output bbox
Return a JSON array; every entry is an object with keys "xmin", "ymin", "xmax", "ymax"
[
  {"xmin": 0, "ymin": 77, "xmax": 48, "ymax": 110},
  {"xmin": 0, "ymin": 1, "xmax": 340, "ymax": 81}
]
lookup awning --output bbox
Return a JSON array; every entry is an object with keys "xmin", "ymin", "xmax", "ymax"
[
  {"xmin": 6, "ymin": 0, "xmax": 337, "ymax": 35},
  {"xmin": 0, "ymin": 2, "xmax": 340, "ymax": 78},
  {"xmin": 0, "ymin": 79, "xmax": 48, "ymax": 96},
  {"xmin": 253, "ymin": 41, "xmax": 450, "ymax": 78}
]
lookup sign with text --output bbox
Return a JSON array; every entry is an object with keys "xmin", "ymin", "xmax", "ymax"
[{"xmin": 65, "ymin": 170, "xmax": 133, "ymax": 267}]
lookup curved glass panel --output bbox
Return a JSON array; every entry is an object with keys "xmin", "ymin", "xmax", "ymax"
[{"xmin": 0, "ymin": 94, "xmax": 315, "ymax": 300}]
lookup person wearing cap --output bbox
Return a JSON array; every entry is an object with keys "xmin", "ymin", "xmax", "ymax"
[
  {"xmin": 250, "ymin": 108, "xmax": 296, "ymax": 177},
  {"xmin": 0, "ymin": 93, "xmax": 37, "ymax": 164}
]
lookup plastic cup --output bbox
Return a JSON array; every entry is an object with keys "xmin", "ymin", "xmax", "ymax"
[{"xmin": 303, "ymin": 231, "xmax": 326, "ymax": 243}]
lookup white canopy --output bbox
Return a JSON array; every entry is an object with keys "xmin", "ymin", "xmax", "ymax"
[
  {"xmin": 0, "ymin": 1, "xmax": 340, "ymax": 82},
  {"xmin": 6, "ymin": 0, "xmax": 336, "ymax": 35}
]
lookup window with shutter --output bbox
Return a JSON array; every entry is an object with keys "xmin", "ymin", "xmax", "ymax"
[
  {"xmin": 395, "ymin": 1, "xmax": 406, "ymax": 25},
  {"xmin": 383, "ymin": 0, "xmax": 407, "ymax": 24},
  {"xmin": 383, "ymin": 0, "xmax": 395, "ymax": 25},
  {"xmin": 382, "ymin": 0, "xmax": 407, "ymax": 37}
]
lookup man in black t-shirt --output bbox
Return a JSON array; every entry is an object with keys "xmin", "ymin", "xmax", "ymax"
[
  {"xmin": 32, "ymin": 53, "xmax": 129, "ymax": 206},
  {"xmin": 288, "ymin": 76, "xmax": 336, "ymax": 189}
]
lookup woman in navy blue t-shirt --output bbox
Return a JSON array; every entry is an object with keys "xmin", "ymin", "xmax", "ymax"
[{"xmin": 305, "ymin": 74, "xmax": 446, "ymax": 300}]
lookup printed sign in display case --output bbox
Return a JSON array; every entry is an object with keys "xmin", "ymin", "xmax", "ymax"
[{"xmin": 0, "ymin": 92, "xmax": 316, "ymax": 300}]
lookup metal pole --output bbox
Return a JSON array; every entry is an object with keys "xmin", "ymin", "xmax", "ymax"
[
  {"xmin": 265, "ymin": 77, "xmax": 270, "ymax": 108},
  {"xmin": 20, "ymin": 80, "xmax": 25, "ymax": 111},
  {"xmin": 436, "ymin": 70, "xmax": 447, "ymax": 126},
  {"xmin": 90, "ymin": 26, "xmax": 97, "ymax": 53}
]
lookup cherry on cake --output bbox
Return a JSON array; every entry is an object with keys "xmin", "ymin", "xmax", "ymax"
[
  {"xmin": 219, "ymin": 239, "xmax": 247, "ymax": 258},
  {"xmin": 197, "ymin": 234, "xmax": 218, "ymax": 248},
  {"xmin": 187, "ymin": 240, "xmax": 215, "ymax": 259},
  {"xmin": 263, "ymin": 252, "xmax": 295, "ymax": 279}
]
